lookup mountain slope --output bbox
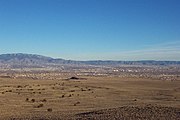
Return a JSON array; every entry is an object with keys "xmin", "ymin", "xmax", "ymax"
[
  {"xmin": 0, "ymin": 53, "xmax": 62, "ymax": 68},
  {"xmin": 0, "ymin": 53, "xmax": 180, "ymax": 69}
]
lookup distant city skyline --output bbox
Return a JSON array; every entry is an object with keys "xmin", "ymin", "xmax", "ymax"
[{"xmin": 0, "ymin": 0, "xmax": 180, "ymax": 60}]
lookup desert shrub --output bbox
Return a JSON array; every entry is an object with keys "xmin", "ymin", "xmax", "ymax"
[
  {"xmin": 31, "ymin": 99, "xmax": 35, "ymax": 102},
  {"xmin": 17, "ymin": 85, "xmax": 22, "ymax": 88},
  {"xmin": 47, "ymin": 108, "xmax": 52, "ymax": 112},
  {"xmin": 41, "ymin": 99, "xmax": 47, "ymax": 102},
  {"xmin": 34, "ymin": 104, "xmax": 44, "ymax": 108},
  {"xmin": 74, "ymin": 101, "xmax": 80, "ymax": 106},
  {"xmin": 81, "ymin": 88, "xmax": 86, "ymax": 91},
  {"xmin": 26, "ymin": 98, "xmax": 29, "ymax": 101},
  {"xmin": 38, "ymin": 104, "xmax": 43, "ymax": 108},
  {"xmin": 9, "ymin": 90, "xmax": 12, "ymax": 92}
]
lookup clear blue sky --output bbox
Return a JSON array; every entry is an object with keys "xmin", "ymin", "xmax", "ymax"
[{"xmin": 0, "ymin": 0, "xmax": 180, "ymax": 60}]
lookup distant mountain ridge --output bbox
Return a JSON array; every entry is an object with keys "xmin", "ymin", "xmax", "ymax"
[
  {"xmin": 0, "ymin": 53, "xmax": 180, "ymax": 68},
  {"xmin": 0, "ymin": 53, "xmax": 53, "ymax": 61},
  {"xmin": 0, "ymin": 53, "xmax": 65, "ymax": 68}
]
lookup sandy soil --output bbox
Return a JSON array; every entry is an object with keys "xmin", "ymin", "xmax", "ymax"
[{"xmin": 0, "ymin": 76, "xmax": 180, "ymax": 119}]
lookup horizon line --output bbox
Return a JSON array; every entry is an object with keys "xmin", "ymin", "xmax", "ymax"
[{"xmin": 0, "ymin": 53, "xmax": 180, "ymax": 62}]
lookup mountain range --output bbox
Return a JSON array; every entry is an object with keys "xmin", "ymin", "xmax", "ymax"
[{"xmin": 0, "ymin": 53, "xmax": 180, "ymax": 68}]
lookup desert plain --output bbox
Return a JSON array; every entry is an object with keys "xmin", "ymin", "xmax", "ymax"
[{"xmin": 0, "ymin": 76, "xmax": 180, "ymax": 120}]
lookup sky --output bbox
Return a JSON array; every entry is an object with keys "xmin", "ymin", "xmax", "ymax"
[{"xmin": 0, "ymin": 0, "xmax": 180, "ymax": 60}]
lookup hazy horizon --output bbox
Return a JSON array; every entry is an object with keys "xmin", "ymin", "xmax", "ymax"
[{"xmin": 0, "ymin": 0, "xmax": 180, "ymax": 61}]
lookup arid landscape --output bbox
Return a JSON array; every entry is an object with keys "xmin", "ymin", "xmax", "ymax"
[
  {"xmin": 0, "ymin": 54, "xmax": 180, "ymax": 119},
  {"xmin": 1, "ymin": 0, "xmax": 180, "ymax": 119}
]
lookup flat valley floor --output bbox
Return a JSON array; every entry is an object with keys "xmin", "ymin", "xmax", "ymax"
[{"xmin": 0, "ymin": 76, "xmax": 180, "ymax": 120}]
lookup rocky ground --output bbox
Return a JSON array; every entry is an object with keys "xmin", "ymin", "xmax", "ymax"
[
  {"xmin": 6, "ymin": 105, "xmax": 180, "ymax": 120},
  {"xmin": 76, "ymin": 105, "xmax": 180, "ymax": 120}
]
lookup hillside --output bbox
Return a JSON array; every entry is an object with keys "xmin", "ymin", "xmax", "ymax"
[{"xmin": 0, "ymin": 53, "xmax": 180, "ymax": 68}]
